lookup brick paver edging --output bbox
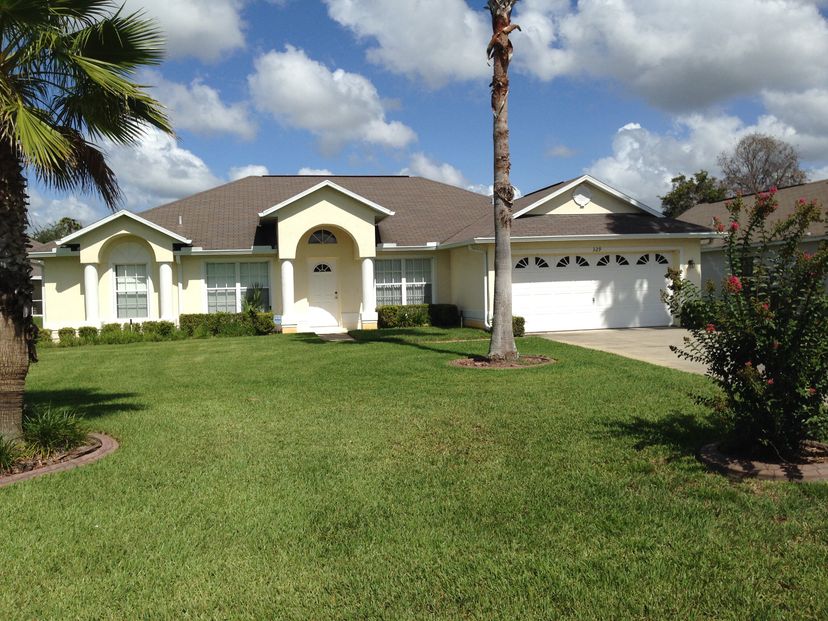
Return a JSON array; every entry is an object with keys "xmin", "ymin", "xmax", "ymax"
[
  {"xmin": 0, "ymin": 433, "xmax": 118, "ymax": 489},
  {"xmin": 699, "ymin": 443, "xmax": 828, "ymax": 482}
]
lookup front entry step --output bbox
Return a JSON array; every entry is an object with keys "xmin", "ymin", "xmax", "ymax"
[{"xmin": 316, "ymin": 332, "xmax": 355, "ymax": 342}]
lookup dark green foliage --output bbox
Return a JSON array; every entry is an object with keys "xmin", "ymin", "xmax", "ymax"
[
  {"xmin": 30, "ymin": 217, "xmax": 82, "ymax": 244},
  {"xmin": 665, "ymin": 188, "xmax": 827, "ymax": 458},
  {"xmin": 141, "ymin": 321, "xmax": 176, "ymax": 340},
  {"xmin": 660, "ymin": 170, "xmax": 727, "ymax": 218},
  {"xmin": 57, "ymin": 327, "xmax": 78, "ymax": 347},
  {"xmin": 36, "ymin": 328, "xmax": 52, "ymax": 345},
  {"xmin": 179, "ymin": 312, "xmax": 274, "ymax": 337},
  {"xmin": 378, "ymin": 304, "xmax": 460, "ymax": 328},
  {"xmin": 22, "ymin": 405, "xmax": 87, "ymax": 457},
  {"xmin": 0, "ymin": 436, "xmax": 21, "ymax": 471},
  {"xmin": 77, "ymin": 326, "xmax": 98, "ymax": 344},
  {"xmin": 122, "ymin": 322, "xmax": 142, "ymax": 334},
  {"xmin": 512, "ymin": 316, "xmax": 525, "ymax": 337}
]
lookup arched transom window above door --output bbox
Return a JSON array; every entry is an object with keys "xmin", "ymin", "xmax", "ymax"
[
  {"xmin": 309, "ymin": 229, "xmax": 337, "ymax": 244},
  {"xmin": 313, "ymin": 263, "xmax": 333, "ymax": 273}
]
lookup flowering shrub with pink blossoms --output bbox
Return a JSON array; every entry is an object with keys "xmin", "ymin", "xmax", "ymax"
[{"xmin": 665, "ymin": 188, "xmax": 827, "ymax": 459}]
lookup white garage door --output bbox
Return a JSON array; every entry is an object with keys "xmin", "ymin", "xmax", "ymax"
[{"xmin": 512, "ymin": 253, "xmax": 673, "ymax": 332}]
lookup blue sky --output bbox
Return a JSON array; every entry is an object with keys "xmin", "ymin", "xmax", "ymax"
[{"xmin": 28, "ymin": 0, "xmax": 828, "ymax": 226}]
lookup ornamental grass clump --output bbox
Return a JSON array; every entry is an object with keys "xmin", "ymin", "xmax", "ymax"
[
  {"xmin": 22, "ymin": 406, "xmax": 88, "ymax": 458},
  {"xmin": 665, "ymin": 188, "xmax": 827, "ymax": 459}
]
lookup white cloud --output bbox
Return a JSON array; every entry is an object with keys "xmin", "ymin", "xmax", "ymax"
[
  {"xmin": 103, "ymin": 126, "xmax": 221, "ymax": 210},
  {"xmin": 587, "ymin": 113, "xmax": 828, "ymax": 208},
  {"xmin": 145, "ymin": 71, "xmax": 256, "ymax": 140},
  {"xmin": 516, "ymin": 0, "xmax": 828, "ymax": 111},
  {"xmin": 547, "ymin": 144, "xmax": 576, "ymax": 158},
  {"xmin": 402, "ymin": 153, "xmax": 469, "ymax": 187},
  {"xmin": 324, "ymin": 0, "xmax": 828, "ymax": 115},
  {"xmin": 229, "ymin": 164, "xmax": 269, "ymax": 180},
  {"xmin": 248, "ymin": 46, "xmax": 417, "ymax": 152},
  {"xmin": 298, "ymin": 167, "xmax": 333, "ymax": 175},
  {"xmin": 400, "ymin": 153, "xmax": 517, "ymax": 197},
  {"xmin": 123, "ymin": 0, "xmax": 245, "ymax": 62},
  {"xmin": 28, "ymin": 190, "xmax": 100, "ymax": 228},
  {"xmin": 323, "ymin": 0, "xmax": 490, "ymax": 87}
]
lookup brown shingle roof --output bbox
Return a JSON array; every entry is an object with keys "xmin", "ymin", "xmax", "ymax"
[
  {"xmin": 139, "ymin": 176, "xmax": 493, "ymax": 249},
  {"xmin": 512, "ymin": 178, "xmax": 576, "ymax": 212},
  {"xmin": 443, "ymin": 213, "xmax": 712, "ymax": 245},
  {"xmin": 680, "ymin": 179, "xmax": 828, "ymax": 246}
]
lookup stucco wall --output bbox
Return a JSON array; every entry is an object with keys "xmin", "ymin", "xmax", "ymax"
[
  {"xmin": 41, "ymin": 257, "xmax": 85, "ymax": 329},
  {"xmin": 275, "ymin": 187, "xmax": 378, "ymax": 260},
  {"xmin": 450, "ymin": 246, "xmax": 487, "ymax": 326}
]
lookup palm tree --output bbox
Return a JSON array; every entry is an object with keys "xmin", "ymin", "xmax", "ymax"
[
  {"xmin": 486, "ymin": 0, "xmax": 520, "ymax": 361},
  {"xmin": 0, "ymin": 0, "xmax": 171, "ymax": 438}
]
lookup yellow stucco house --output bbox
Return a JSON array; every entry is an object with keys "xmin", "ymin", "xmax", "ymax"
[{"xmin": 29, "ymin": 174, "xmax": 713, "ymax": 334}]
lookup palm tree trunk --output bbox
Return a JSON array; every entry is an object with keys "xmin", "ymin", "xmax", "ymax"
[
  {"xmin": 487, "ymin": 0, "xmax": 519, "ymax": 361},
  {"xmin": 0, "ymin": 139, "xmax": 36, "ymax": 439}
]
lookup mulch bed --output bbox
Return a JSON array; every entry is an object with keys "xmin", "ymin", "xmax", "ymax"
[
  {"xmin": 449, "ymin": 355, "xmax": 555, "ymax": 370},
  {"xmin": 699, "ymin": 441, "xmax": 828, "ymax": 482},
  {"xmin": 0, "ymin": 433, "xmax": 118, "ymax": 488}
]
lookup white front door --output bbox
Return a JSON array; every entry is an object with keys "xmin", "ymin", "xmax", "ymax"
[{"xmin": 308, "ymin": 261, "xmax": 340, "ymax": 328}]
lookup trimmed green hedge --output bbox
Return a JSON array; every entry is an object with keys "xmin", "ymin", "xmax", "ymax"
[
  {"xmin": 179, "ymin": 312, "xmax": 275, "ymax": 338},
  {"xmin": 512, "ymin": 316, "xmax": 526, "ymax": 337},
  {"xmin": 377, "ymin": 304, "xmax": 460, "ymax": 329}
]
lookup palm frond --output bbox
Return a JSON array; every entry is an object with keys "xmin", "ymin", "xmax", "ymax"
[
  {"xmin": 10, "ymin": 101, "xmax": 72, "ymax": 169},
  {"xmin": 36, "ymin": 129, "xmax": 120, "ymax": 208}
]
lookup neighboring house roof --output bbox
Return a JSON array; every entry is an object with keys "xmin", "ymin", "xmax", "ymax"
[
  {"xmin": 680, "ymin": 179, "xmax": 828, "ymax": 248},
  {"xmin": 28, "ymin": 239, "xmax": 56, "ymax": 253},
  {"xmin": 30, "ymin": 262, "xmax": 42, "ymax": 279}
]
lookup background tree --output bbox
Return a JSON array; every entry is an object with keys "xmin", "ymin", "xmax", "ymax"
[
  {"xmin": 0, "ymin": 0, "xmax": 171, "ymax": 439},
  {"xmin": 718, "ymin": 133, "xmax": 807, "ymax": 195},
  {"xmin": 31, "ymin": 217, "xmax": 83, "ymax": 244},
  {"xmin": 660, "ymin": 170, "xmax": 728, "ymax": 218},
  {"xmin": 486, "ymin": 0, "xmax": 520, "ymax": 361}
]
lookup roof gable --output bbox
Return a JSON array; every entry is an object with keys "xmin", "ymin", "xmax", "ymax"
[
  {"xmin": 513, "ymin": 175, "xmax": 662, "ymax": 219},
  {"xmin": 258, "ymin": 180, "xmax": 395, "ymax": 218},
  {"xmin": 57, "ymin": 210, "xmax": 192, "ymax": 245}
]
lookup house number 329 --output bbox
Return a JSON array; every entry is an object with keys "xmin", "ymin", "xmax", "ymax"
[{"xmin": 592, "ymin": 246, "xmax": 603, "ymax": 253}]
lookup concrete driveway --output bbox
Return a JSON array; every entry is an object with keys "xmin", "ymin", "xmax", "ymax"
[{"xmin": 537, "ymin": 327, "xmax": 706, "ymax": 374}]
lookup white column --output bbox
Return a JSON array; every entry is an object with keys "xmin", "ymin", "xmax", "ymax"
[
  {"xmin": 83, "ymin": 263, "xmax": 99, "ymax": 326},
  {"xmin": 159, "ymin": 262, "xmax": 174, "ymax": 321},
  {"xmin": 280, "ymin": 259, "xmax": 295, "ymax": 327},
  {"xmin": 361, "ymin": 257, "xmax": 378, "ymax": 326}
]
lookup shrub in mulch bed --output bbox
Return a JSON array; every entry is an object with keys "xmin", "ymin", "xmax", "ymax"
[{"xmin": 450, "ymin": 355, "xmax": 554, "ymax": 370}]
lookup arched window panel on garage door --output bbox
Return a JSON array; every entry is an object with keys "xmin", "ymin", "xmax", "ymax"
[
  {"xmin": 616, "ymin": 255, "xmax": 630, "ymax": 266},
  {"xmin": 597, "ymin": 255, "xmax": 611, "ymax": 267},
  {"xmin": 534, "ymin": 257, "xmax": 549, "ymax": 268},
  {"xmin": 556, "ymin": 256, "xmax": 570, "ymax": 268},
  {"xmin": 515, "ymin": 257, "xmax": 530, "ymax": 269},
  {"xmin": 575, "ymin": 256, "xmax": 590, "ymax": 267},
  {"xmin": 636, "ymin": 254, "xmax": 650, "ymax": 265},
  {"xmin": 655, "ymin": 253, "xmax": 669, "ymax": 265}
]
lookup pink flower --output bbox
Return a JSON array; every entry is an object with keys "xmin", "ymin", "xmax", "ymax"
[
  {"xmin": 769, "ymin": 186, "xmax": 778, "ymax": 195},
  {"xmin": 730, "ymin": 221, "xmax": 740, "ymax": 232},
  {"xmin": 808, "ymin": 387, "xmax": 817, "ymax": 396},
  {"xmin": 726, "ymin": 275, "xmax": 743, "ymax": 293},
  {"xmin": 761, "ymin": 303, "xmax": 769, "ymax": 311},
  {"xmin": 803, "ymin": 252, "xmax": 813, "ymax": 261},
  {"xmin": 713, "ymin": 216, "xmax": 725, "ymax": 233},
  {"xmin": 772, "ymin": 340, "xmax": 781, "ymax": 350},
  {"xmin": 767, "ymin": 378, "xmax": 775, "ymax": 386},
  {"xmin": 745, "ymin": 361, "xmax": 753, "ymax": 367},
  {"xmin": 705, "ymin": 323, "xmax": 716, "ymax": 334}
]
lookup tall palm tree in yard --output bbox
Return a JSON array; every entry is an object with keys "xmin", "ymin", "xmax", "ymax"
[
  {"xmin": 486, "ymin": 0, "xmax": 520, "ymax": 361},
  {"xmin": 0, "ymin": 0, "xmax": 171, "ymax": 438}
]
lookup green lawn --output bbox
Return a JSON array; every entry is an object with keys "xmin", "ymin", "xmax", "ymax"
[{"xmin": 2, "ymin": 329, "xmax": 826, "ymax": 619}]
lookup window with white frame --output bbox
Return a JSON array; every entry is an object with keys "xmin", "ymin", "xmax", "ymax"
[
  {"xmin": 115, "ymin": 264, "xmax": 149, "ymax": 318},
  {"xmin": 31, "ymin": 279, "xmax": 43, "ymax": 316},
  {"xmin": 207, "ymin": 262, "xmax": 271, "ymax": 313},
  {"xmin": 375, "ymin": 258, "xmax": 432, "ymax": 306},
  {"xmin": 240, "ymin": 262, "xmax": 271, "ymax": 311}
]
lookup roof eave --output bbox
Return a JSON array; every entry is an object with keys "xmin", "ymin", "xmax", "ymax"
[{"xmin": 56, "ymin": 210, "xmax": 192, "ymax": 245}]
